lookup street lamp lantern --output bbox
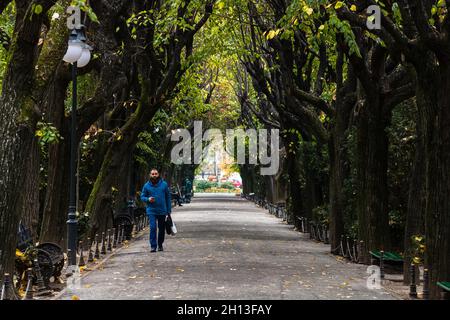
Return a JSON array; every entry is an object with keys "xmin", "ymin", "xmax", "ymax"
[
  {"xmin": 77, "ymin": 45, "xmax": 92, "ymax": 68},
  {"xmin": 63, "ymin": 24, "xmax": 92, "ymax": 268},
  {"xmin": 63, "ymin": 29, "xmax": 83, "ymax": 64},
  {"xmin": 63, "ymin": 28, "xmax": 92, "ymax": 66}
]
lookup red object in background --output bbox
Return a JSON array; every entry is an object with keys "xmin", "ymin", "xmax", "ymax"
[{"xmin": 232, "ymin": 181, "xmax": 242, "ymax": 188}]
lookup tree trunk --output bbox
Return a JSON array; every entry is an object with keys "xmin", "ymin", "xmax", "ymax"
[
  {"xmin": 403, "ymin": 100, "xmax": 425, "ymax": 284},
  {"xmin": 329, "ymin": 119, "xmax": 348, "ymax": 254},
  {"xmin": 356, "ymin": 97, "xmax": 391, "ymax": 262},
  {"xmin": 302, "ymin": 141, "xmax": 319, "ymax": 221},
  {"xmin": 0, "ymin": 1, "xmax": 55, "ymax": 281},
  {"xmin": 284, "ymin": 132, "xmax": 303, "ymax": 226},
  {"xmin": 241, "ymin": 164, "xmax": 254, "ymax": 195},
  {"xmin": 39, "ymin": 70, "xmax": 71, "ymax": 247},
  {"xmin": 416, "ymin": 60, "xmax": 450, "ymax": 299},
  {"xmin": 39, "ymin": 128, "xmax": 70, "ymax": 247},
  {"xmin": 19, "ymin": 136, "xmax": 41, "ymax": 240}
]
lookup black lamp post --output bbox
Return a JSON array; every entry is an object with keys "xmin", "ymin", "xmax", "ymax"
[{"xmin": 63, "ymin": 27, "xmax": 92, "ymax": 266}]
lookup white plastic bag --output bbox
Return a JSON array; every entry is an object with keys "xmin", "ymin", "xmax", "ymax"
[{"xmin": 171, "ymin": 221, "xmax": 177, "ymax": 235}]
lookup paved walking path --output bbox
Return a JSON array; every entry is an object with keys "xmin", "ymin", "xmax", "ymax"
[{"xmin": 57, "ymin": 194, "xmax": 398, "ymax": 300}]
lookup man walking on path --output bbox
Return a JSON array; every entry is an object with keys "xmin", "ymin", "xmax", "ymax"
[{"xmin": 140, "ymin": 169, "xmax": 172, "ymax": 252}]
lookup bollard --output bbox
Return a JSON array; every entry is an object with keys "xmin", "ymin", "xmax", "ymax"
[
  {"xmin": 78, "ymin": 241, "xmax": 86, "ymax": 267},
  {"xmin": 342, "ymin": 237, "xmax": 349, "ymax": 258},
  {"xmin": 23, "ymin": 269, "xmax": 34, "ymax": 300},
  {"xmin": 359, "ymin": 241, "xmax": 365, "ymax": 264},
  {"xmin": 340, "ymin": 235, "xmax": 345, "ymax": 257},
  {"xmin": 352, "ymin": 240, "xmax": 358, "ymax": 263},
  {"xmin": 94, "ymin": 234, "xmax": 100, "ymax": 259},
  {"xmin": 346, "ymin": 237, "xmax": 353, "ymax": 261},
  {"xmin": 132, "ymin": 223, "xmax": 137, "ymax": 237},
  {"xmin": 113, "ymin": 227, "xmax": 119, "ymax": 248},
  {"xmin": 87, "ymin": 237, "xmax": 94, "ymax": 262},
  {"xmin": 324, "ymin": 226, "xmax": 329, "ymax": 244},
  {"xmin": 101, "ymin": 232, "xmax": 107, "ymax": 255},
  {"xmin": 33, "ymin": 259, "xmax": 52, "ymax": 296},
  {"xmin": 112, "ymin": 228, "xmax": 118, "ymax": 248},
  {"xmin": 422, "ymin": 268, "xmax": 429, "ymax": 300},
  {"xmin": 120, "ymin": 224, "xmax": 125, "ymax": 243},
  {"xmin": 120, "ymin": 224, "xmax": 127, "ymax": 243},
  {"xmin": 107, "ymin": 229, "xmax": 112, "ymax": 252},
  {"xmin": 118, "ymin": 225, "xmax": 123, "ymax": 244},
  {"xmin": 409, "ymin": 263, "xmax": 417, "ymax": 298},
  {"xmin": 1, "ymin": 273, "xmax": 18, "ymax": 300},
  {"xmin": 380, "ymin": 251, "xmax": 385, "ymax": 279}
]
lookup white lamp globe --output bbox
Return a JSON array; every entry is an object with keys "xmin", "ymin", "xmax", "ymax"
[
  {"xmin": 63, "ymin": 42, "xmax": 83, "ymax": 64},
  {"xmin": 77, "ymin": 48, "xmax": 91, "ymax": 68}
]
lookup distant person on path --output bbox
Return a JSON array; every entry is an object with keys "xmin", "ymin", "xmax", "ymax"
[
  {"xmin": 140, "ymin": 169, "xmax": 171, "ymax": 252},
  {"xmin": 171, "ymin": 186, "xmax": 183, "ymax": 207}
]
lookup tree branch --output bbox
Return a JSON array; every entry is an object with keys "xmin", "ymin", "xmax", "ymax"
[{"xmin": 291, "ymin": 86, "xmax": 335, "ymax": 118}]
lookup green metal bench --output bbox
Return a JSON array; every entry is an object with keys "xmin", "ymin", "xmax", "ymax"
[
  {"xmin": 437, "ymin": 281, "xmax": 450, "ymax": 300},
  {"xmin": 370, "ymin": 250, "xmax": 404, "ymax": 262},
  {"xmin": 369, "ymin": 250, "xmax": 404, "ymax": 279}
]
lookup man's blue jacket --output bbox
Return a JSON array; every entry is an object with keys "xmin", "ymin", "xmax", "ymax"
[{"xmin": 140, "ymin": 179, "xmax": 172, "ymax": 215}]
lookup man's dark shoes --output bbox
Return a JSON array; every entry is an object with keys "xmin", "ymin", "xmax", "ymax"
[
  {"xmin": 158, "ymin": 246, "xmax": 163, "ymax": 251},
  {"xmin": 151, "ymin": 248, "xmax": 157, "ymax": 253}
]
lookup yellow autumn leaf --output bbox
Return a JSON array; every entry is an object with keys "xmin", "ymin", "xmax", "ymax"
[
  {"xmin": 71, "ymin": 295, "xmax": 81, "ymax": 300},
  {"xmin": 266, "ymin": 30, "xmax": 277, "ymax": 40},
  {"xmin": 303, "ymin": 6, "xmax": 313, "ymax": 15},
  {"xmin": 18, "ymin": 288, "xmax": 26, "ymax": 297},
  {"xmin": 350, "ymin": 5, "xmax": 357, "ymax": 12},
  {"xmin": 319, "ymin": 25, "xmax": 325, "ymax": 31},
  {"xmin": 335, "ymin": 1, "xmax": 344, "ymax": 9},
  {"xmin": 16, "ymin": 249, "xmax": 25, "ymax": 258}
]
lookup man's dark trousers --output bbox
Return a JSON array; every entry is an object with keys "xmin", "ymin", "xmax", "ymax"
[{"xmin": 149, "ymin": 215, "xmax": 166, "ymax": 249}]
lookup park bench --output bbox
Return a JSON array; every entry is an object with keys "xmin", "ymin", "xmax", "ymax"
[
  {"xmin": 370, "ymin": 250, "xmax": 404, "ymax": 263},
  {"xmin": 370, "ymin": 250, "xmax": 403, "ymax": 278},
  {"xmin": 14, "ymin": 224, "xmax": 64, "ymax": 291},
  {"xmin": 437, "ymin": 281, "xmax": 450, "ymax": 300}
]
